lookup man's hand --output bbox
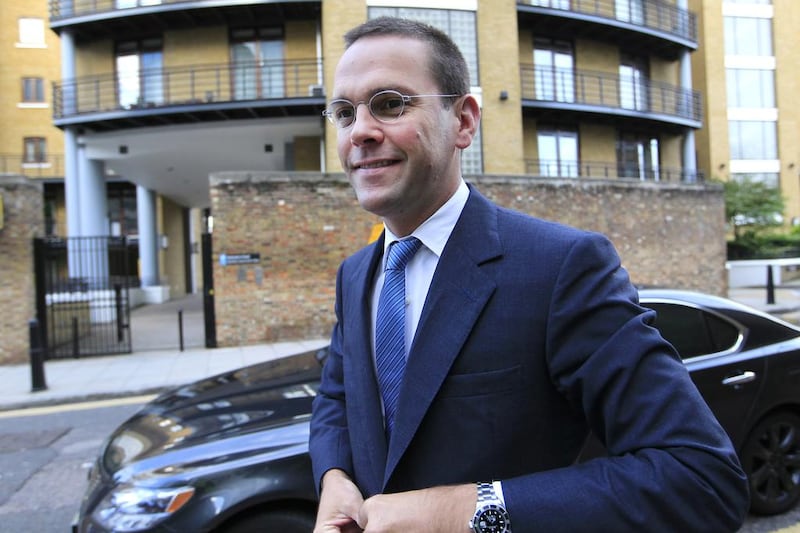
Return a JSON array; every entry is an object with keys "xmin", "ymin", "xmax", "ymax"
[
  {"xmin": 314, "ymin": 469, "xmax": 365, "ymax": 533},
  {"xmin": 356, "ymin": 483, "xmax": 476, "ymax": 532}
]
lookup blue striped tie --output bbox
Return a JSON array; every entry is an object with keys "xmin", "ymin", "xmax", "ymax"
[{"xmin": 375, "ymin": 237, "xmax": 422, "ymax": 439}]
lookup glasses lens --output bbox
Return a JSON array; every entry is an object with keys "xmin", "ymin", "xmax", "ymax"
[
  {"xmin": 370, "ymin": 91, "xmax": 406, "ymax": 122},
  {"xmin": 327, "ymin": 101, "xmax": 355, "ymax": 127}
]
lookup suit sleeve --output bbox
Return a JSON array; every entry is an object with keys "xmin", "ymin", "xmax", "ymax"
[
  {"xmin": 502, "ymin": 232, "xmax": 749, "ymax": 532},
  {"xmin": 309, "ymin": 264, "xmax": 355, "ymax": 493}
]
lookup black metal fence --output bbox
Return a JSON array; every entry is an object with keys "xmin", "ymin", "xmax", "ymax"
[
  {"xmin": 524, "ymin": 159, "xmax": 704, "ymax": 183},
  {"xmin": 520, "ymin": 65, "xmax": 702, "ymax": 124},
  {"xmin": 53, "ymin": 58, "xmax": 324, "ymax": 119},
  {"xmin": 33, "ymin": 236, "xmax": 134, "ymax": 359}
]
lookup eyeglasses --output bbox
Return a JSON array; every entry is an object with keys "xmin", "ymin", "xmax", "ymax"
[{"xmin": 322, "ymin": 89, "xmax": 460, "ymax": 129}]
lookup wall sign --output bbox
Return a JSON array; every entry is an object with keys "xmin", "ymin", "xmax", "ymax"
[{"xmin": 219, "ymin": 252, "xmax": 260, "ymax": 266}]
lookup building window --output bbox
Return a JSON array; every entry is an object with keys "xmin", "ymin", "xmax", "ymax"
[
  {"xmin": 534, "ymin": 38, "xmax": 574, "ymax": 103},
  {"xmin": 22, "ymin": 77, "xmax": 45, "ymax": 103},
  {"xmin": 530, "ymin": 0, "xmax": 570, "ymax": 7},
  {"xmin": 18, "ymin": 18, "xmax": 45, "ymax": 47},
  {"xmin": 368, "ymin": 6, "xmax": 482, "ymax": 174},
  {"xmin": 537, "ymin": 128, "xmax": 578, "ymax": 177},
  {"xmin": 726, "ymin": 69, "xmax": 775, "ymax": 108},
  {"xmin": 107, "ymin": 182, "xmax": 138, "ymax": 237},
  {"xmin": 616, "ymin": 0, "xmax": 645, "ymax": 24},
  {"xmin": 116, "ymin": 0, "xmax": 163, "ymax": 7},
  {"xmin": 116, "ymin": 38, "xmax": 163, "ymax": 108},
  {"xmin": 724, "ymin": 17, "xmax": 773, "ymax": 56},
  {"xmin": 24, "ymin": 137, "xmax": 47, "ymax": 163},
  {"xmin": 230, "ymin": 27, "xmax": 285, "ymax": 100},
  {"xmin": 729, "ymin": 121, "xmax": 777, "ymax": 159},
  {"xmin": 731, "ymin": 172, "xmax": 778, "ymax": 188},
  {"xmin": 369, "ymin": 7, "xmax": 479, "ymax": 87},
  {"xmin": 617, "ymin": 133, "xmax": 660, "ymax": 181},
  {"xmin": 619, "ymin": 53, "xmax": 649, "ymax": 111}
]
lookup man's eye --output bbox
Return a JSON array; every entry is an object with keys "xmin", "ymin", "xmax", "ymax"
[
  {"xmin": 374, "ymin": 96, "xmax": 404, "ymax": 116},
  {"xmin": 334, "ymin": 106, "xmax": 354, "ymax": 120}
]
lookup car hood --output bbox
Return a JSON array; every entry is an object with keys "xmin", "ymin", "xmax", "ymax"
[{"xmin": 101, "ymin": 348, "xmax": 325, "ymax": 480}]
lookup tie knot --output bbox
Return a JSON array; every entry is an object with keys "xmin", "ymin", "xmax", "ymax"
[{"xmin": 386, "ymin": 237, "xmax": 421, "ymax": 271}]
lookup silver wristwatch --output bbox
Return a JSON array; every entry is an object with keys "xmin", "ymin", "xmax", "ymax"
[{"xmin": 469, "ymin": 482, "xmax": 511, "ymax": 533}]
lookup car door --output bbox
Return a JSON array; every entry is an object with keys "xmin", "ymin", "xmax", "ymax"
[{"xmin": 644, "ymin": 300, "xmax": 766, "ymax": 449}]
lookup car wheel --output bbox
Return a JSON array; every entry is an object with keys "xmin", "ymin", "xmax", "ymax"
[
  {"xmin": 741, "ymin": 411, "xmax": 800, "ymax": 515},
  {"xmin": 219, "ymin": 508, "xmax": 316, "ymax": 533}
]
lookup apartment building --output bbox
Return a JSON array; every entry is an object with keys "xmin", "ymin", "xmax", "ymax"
[
  {"xmin": 0, "ymin": 1, "xmax": 64, "ymax": 231},
  {"xmin": 43, "ymin": 0, "xmax": 700, "ymax": 289},
  {"xmin": 691, "ymin": 0, "xmax": 800, "ymax": 222},
  {"xmin": 13, "ymin": 0, "xmax": 792, "ymax": 313}
]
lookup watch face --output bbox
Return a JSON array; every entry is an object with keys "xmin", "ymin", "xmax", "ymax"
[{"xmin": 474, "ymin": 505, "xmax": 510, "ymax": 533}]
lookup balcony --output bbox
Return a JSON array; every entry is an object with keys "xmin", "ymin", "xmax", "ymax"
[
  {"xmin": 48, "ymin": 0, "xmax": 321, "ymax": 40},
  {"xmin": 0, "ymin": 154, "xmax": 65, "ymax": 179},
  {"xmin": 524, "ymin": 159, "xmax": 704, "ymax": 183},
  {"xmin": 53, "ymin": 59, "xmax": 325, "ymax": 131},
  {"xmin": 517, "ymin": 0, "xmax": 697, "ymax": 59},
  {"xmin": 520, "ymin": 65, "xmax": 701, "ymax": 130}
]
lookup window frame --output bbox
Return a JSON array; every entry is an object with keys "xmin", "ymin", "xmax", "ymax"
[
  {"xmin": 17, "ymin": 17, "xmax": 46, "ymax": 48},
  {"xmin": 23, "ymin": 137, "xmax": 47, "ymax": 165},
  {"xmin": 21, "ymin": 77, "xmax": 46, "ymax": 104}
]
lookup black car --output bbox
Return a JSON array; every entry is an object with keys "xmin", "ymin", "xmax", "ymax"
[{"xmin": 73, "ymin": 289, "xmax": 800, "ymax": 532}]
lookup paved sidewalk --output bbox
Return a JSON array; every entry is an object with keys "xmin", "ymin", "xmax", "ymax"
[
  {"xmin": 1, "ymin": 286, "xmax": 799, "ymax": 412},
  {"xmin": 0, "ymin": 338, "xmax": 328, "ymax": 411}
]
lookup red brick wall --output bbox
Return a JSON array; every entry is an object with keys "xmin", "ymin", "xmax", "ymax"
[{"xmin": 210, "ymin": 172, "xmax": 726, "ymax": 347}]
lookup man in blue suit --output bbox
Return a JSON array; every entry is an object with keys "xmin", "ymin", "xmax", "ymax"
[{"xmin": 310, "ymin": 17, "xmax": 749, "ymax": 533}]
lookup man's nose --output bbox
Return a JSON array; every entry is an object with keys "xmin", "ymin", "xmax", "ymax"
[{"xmin": 349, "ymin": 103, "xmax": 382, "ymax": 144}]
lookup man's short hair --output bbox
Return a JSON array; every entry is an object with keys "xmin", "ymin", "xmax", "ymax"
[{"xmin": 343, "ymin": 16, "xmax": 470, "ymax": 98}]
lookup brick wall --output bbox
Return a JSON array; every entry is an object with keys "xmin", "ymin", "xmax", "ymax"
[
  {"xmin": 0, "ymin": 175, "xmax": 43, "ymax": 364},
  {"xmin": 210, "ymin": 172, "xmax": 726, "ymax": 347}
]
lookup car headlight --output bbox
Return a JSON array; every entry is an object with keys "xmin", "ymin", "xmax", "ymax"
[{"xmin": 92, "ymin": 484, "xmax": 195, "ymax": 532}]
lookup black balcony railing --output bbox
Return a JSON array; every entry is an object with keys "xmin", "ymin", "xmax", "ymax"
[
  {"xmin": 525, "ymin": 159, "xmax": 704, "ymax": 183},
  {"xmin": 518, "ymin": 0, "xmax": 697, "ymax": 43},
  {"xmin": 49, "ymin": 0, "xmax": 227, "ymax": 19},
  {"xmin": 53, "ymin": 58, "xmax": 325, "ymax": 120},
  {"xmin": 0, "ymin": 154, "xmax": 65, "ymax": 178},
  {"xmin": 520, "ymin": 65, "xmax": 701, "ymax": 124}
]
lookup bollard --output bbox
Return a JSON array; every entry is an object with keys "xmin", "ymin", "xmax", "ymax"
[
  {"xmin": 29, "ymin": 318, "xmax": 48, "ymax": 392},
  {"xmin": 114, "ymin": 284, "xmax": 124, "ymax": 342},
  {"xmin": 178, "ymin": 309, "xmax": 185, "ymax": 352},
  {"xmin": 72, "ymin": 316, "xmax": 80, "ymax": 358},
  {"xmin": 766, "ymin": 265, "xmax": 775, "ymax": 305}
]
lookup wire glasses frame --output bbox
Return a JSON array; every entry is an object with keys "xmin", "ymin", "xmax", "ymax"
[{"xmin": 322, "ymin": 89, "xmax": 461, "ymax": 129}]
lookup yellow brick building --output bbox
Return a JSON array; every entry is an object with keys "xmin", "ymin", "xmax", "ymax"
[
  {"xmin": 3, "ymin": 0, "xmax": 796, "ymax": 302},
  {"xmin": 0, "ymin": 0, "xmax": 64, "ymax": 231}
]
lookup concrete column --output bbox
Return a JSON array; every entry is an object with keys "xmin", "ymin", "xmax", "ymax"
[
  {"xmin": 61, "ymin": 30, "xmax": 83, "ymax": 282},
  {"xmin": 681, "ymin": 49, "xmax": 697, "ymax": 182},
  {"xmin": 678, "ymin": 0, "xmax": 697, "ymax": 182},
  {"xmin": 137, "ymin": 185, "xmax": 160, "ymax": 287},
  {"xmin": 64, "ymin": 128, "xmax": 80, "ymax": 237},
  {"xmin": 78, "ymin": 149, "xmax": 108, "ymax": 237},
  {"xmin": 60, "ymin": 30, "xmax": 76, "ymax": 115}
]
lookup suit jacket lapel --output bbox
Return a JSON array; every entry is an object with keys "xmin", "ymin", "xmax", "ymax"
[
  {"xmin": 344, "ymin": 235, "xmax": 390, "ymax": 495},
  {"xmin": 384, "ymin": 188, "xmax": 503, "ymax": 485}
]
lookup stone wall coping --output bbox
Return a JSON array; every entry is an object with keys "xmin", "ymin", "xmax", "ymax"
[
  {"xmin": 210, "ymin": 170, "xmax": 721, "ymax": 193},
  {"xmin": 0, "ymin": 174, "xmax": 43, "ymax": 188}
]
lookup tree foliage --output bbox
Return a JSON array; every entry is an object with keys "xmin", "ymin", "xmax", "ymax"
[{"xmin": 723, "ymin": 177, "xmax": 785, "ymax": 240}]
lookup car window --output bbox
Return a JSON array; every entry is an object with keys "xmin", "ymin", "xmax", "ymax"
[{"xmin": 645, "ymin": 302, "xmax": 740, "ymax": 360}]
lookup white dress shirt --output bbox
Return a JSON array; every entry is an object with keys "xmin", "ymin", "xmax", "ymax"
[
  {"xmin": 370, "ymin": 179, "xmax": 470, "ymax": 360},
  {"xmin": 368, "ymin": 180, "xmax": 507, "ymax": 504}
]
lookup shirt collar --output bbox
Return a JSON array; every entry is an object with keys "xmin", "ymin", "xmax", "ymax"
[{"xmin": 382, "ymin": 179, "xmax": 469, "ymax": 262}]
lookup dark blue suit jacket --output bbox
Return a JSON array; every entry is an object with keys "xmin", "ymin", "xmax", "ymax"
[{"xmin": 310, "ymin": 186, "xmax": 749, "ymax": 531}]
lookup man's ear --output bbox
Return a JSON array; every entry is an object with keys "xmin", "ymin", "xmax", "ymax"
[{"xmin": 455, "ymin": 94, "xmax": 481, "ymax": 150}]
